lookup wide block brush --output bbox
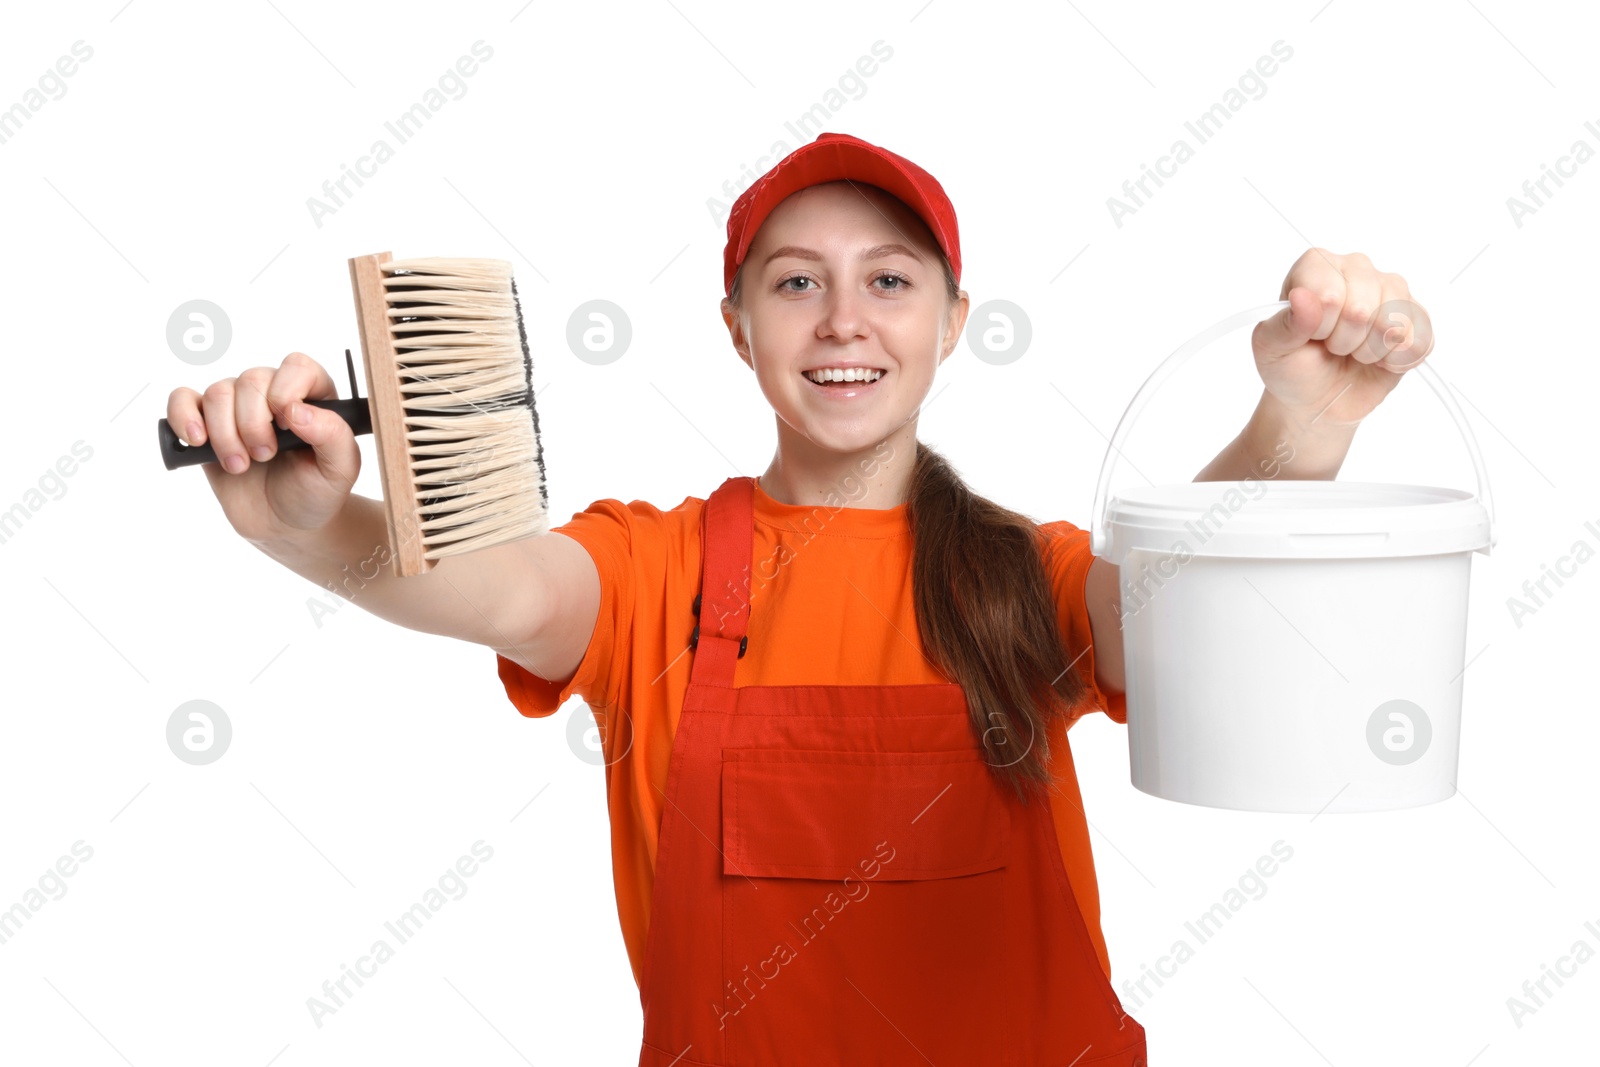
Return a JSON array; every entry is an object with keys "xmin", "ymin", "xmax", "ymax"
[{"xmin": 157, "ymin": 252, "xmax": 549, "ymax": 577}]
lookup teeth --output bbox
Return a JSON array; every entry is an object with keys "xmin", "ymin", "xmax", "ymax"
[{"xmin": 805, "ymin": 367, "xmax": 884, "ymax": 384}]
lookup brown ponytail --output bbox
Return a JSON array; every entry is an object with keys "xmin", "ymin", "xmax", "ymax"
[
  {"xmin": 727, "ymin": 189, "xmax": 1089, "ymax": 803},
  {"xmin": 904, "ymin": 439, "xmax": 1088, "ymax": 803}
]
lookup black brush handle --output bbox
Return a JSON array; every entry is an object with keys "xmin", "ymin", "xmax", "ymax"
[
  {"xmin": 158, "ymin": 398, "xmax": 373, "ymax": 470},
  {"xmin": 159, "ymin": 347, "xmax": 374, "ymax": 470}
]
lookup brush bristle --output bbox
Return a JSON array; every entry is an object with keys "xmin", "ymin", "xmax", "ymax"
[{"xmin": 379, "ymin": 257, "xmax": 548, "ymax": 559}]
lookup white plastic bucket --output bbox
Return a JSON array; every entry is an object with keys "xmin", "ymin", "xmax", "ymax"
[{"xmin": 1090, "ymin": 301, "xmax": 1496, "ymax": 814}]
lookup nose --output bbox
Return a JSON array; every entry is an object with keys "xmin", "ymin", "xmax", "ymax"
[{"xmin": 817, "ymin": 283, "xmax": 870, "ymax": 344}]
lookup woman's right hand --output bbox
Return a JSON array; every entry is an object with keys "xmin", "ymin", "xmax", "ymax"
[{"xmin": 166, "ymin": 352, "xmax": 362, "ymax": 542}]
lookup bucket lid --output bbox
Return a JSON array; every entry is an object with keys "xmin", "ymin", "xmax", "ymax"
[{"xmin": 1100, "ymin": 479, "xmax": 1492, "ymax": 563}]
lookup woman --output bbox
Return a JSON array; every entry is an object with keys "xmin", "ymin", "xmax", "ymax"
[{"xmin": 168, "ymin": 131, "xmax": 1433, "ymax": 1066}]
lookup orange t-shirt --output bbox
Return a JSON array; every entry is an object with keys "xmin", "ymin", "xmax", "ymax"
[{"xmin": 494, "ymin": 480, "xmax": 1128, "ymax": 988}]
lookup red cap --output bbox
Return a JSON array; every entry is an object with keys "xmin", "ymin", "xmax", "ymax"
[{"xmin": 722, "ymin": 131, "xmax": 961, "ymax": 298}]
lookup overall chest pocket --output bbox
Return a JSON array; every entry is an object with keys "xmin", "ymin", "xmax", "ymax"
[
  {"xmin": 720, "ymin": 748, "xmax": 1011, "ymax": 880},
  {"xmin": 715, "ymin": 749, "xmax": 1017, "ymax": 1065}
]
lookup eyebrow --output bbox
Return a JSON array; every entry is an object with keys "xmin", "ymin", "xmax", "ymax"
[{"xmin": 762, "ymin": 242, "xmax": 927, "ymax": 267}]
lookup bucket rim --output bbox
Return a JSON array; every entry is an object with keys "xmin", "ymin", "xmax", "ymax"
[
  {"xmin": 1101, "ymin": 479, "xmax": 1492, "ymax": 562},
  {"xmin": 1108, "ymin": 479, "xmax": 1479, "ymax": 510}
]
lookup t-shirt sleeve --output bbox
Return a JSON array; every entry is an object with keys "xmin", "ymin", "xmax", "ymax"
[
  {"xmin": 494, "ymin": 498, "xmax": 638, "ymax": 719},
  {"xmin": 1038, "ymin": 519, "xmax": 1127, "ymax": 729}
]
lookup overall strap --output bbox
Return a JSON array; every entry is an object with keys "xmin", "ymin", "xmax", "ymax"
[{"xmin": 687, "ymin": 476, "xmax": 754, "ymax": 690}]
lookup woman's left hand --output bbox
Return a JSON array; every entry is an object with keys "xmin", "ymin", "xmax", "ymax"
[{"xmin": 1250, "ymin": 248, "xmax": 1434, "ymax": 429}]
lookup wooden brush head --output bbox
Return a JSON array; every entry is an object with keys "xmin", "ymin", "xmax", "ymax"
[{"xmin": 348, "ymin": 252, "xmax": 549, "ymax": 577}]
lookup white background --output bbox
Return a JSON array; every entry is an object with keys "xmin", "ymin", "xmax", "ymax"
[{"xmin": 1, "ymin": 0, "xmax": 1595, "ymax": 1063}]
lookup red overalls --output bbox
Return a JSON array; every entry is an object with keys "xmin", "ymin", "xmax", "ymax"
[{"xmin": 637, "ymin": 476, "xmax": 1149, "ymax": 1067}]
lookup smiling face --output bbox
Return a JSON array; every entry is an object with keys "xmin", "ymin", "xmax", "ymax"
[{"xmin": 722, "ymin": 181, "xmax": 969, "ymax": 461}]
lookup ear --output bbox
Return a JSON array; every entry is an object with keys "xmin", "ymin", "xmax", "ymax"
[
  {"xmin": 938, "ymin": 289, "xmax": 971, "ymax": 366},
  {"xmin": 721, "ymin": 297, "xmax": 754, "ymax": 370}
]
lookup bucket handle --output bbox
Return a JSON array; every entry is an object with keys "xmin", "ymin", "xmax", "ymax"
[{"xmin": 1089, "ymin": 300, "xmax": 1497, "ymax": 558}]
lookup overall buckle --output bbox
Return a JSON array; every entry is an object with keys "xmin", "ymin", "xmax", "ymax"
[{"xmin": 690, "ymin": 593, "xmax": 747, "ymax": 657}]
